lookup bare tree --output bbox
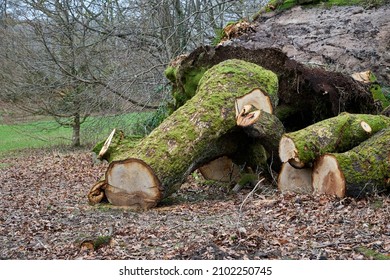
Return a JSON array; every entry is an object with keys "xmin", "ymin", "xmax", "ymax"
[{"xmin": 0, "ymin": 0, "xmax": 265, "ymax": 146}]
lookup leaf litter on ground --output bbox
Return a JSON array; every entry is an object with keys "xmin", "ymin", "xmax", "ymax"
[{"xmin": 0, "ymin": 149, "xmax": 389, "ymax": 260}]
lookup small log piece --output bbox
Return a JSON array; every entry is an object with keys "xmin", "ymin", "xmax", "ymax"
[
  {"xmin": 198, "ymin": 156, "xmax": 241, "ymax": 183},
  {"xmin": 312, "ymin": 128, "xmax": 390, "ymax": 198},
  {"xmin": 279, "ymin": 113, "xmax": 390, "ymax": 168}
]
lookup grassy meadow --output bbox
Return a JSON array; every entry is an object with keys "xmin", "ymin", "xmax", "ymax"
[{"xmin": 0, "ymin": 112, "xmax": 152, "ymax": 158}]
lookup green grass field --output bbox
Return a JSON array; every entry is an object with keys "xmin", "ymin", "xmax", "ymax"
[{"xmin": 0, "ymin": 112, "xmax": 152, "ymax": 158}]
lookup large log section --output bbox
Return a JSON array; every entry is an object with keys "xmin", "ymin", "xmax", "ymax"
[
  {"xmin": 312, "ymin": 128, "xmax": 390, "ymax": 198},
  {"xmin": 89, "ymin": 59, "xmax": 279, "ymax": 209}
]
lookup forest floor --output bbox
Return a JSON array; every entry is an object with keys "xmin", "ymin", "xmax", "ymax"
[{"xmin": 0, "ymin": 149, "xmax": 389, "ymax": 260}]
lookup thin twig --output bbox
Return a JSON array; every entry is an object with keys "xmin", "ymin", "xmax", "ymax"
[{"xmin": 237, "ymin": 178, "xmax": 265, "ymax": 227}]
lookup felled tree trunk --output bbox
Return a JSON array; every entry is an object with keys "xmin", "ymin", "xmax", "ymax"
[
  {"xmin": 279, "ymin": 113, "xmax": 390, "ymax": 168},
  {"xmin": 89, "ymin": 59, "xmax": 278, "ymax": 208},
  {"xmin": 312, "ymin": 128, "xmax": 390, "ymax": 198}
]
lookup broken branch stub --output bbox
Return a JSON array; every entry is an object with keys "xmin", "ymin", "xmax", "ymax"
[{"xmin": 98, "ymin": 129, "xmax": 116, "ymax": 159}]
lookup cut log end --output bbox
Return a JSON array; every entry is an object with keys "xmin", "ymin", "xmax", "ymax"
[
  {"xmin": 236, "ymin": 105, "xmax": 261, "ymax": 126},
  {"xmin": 198, "ymin": 156, "xmax": 241, "ymax": 183},
  {"xmin": 278, "ymin": 163, "xmax": 313, "ymax": 194},
  {"xmin": 360, "ymin": 121, "xmax": 371, "ymax": 133},
  {"xmin": 105, "ymin": 158, "xmax": 163, "ymax": 209},
  {"xmin": 235, "ymin": 88, "xmax": 273, "ymax": 119},
  {"xmin": 279, "ymin": 136, "xmax": 305, "ymax": 168},
  {"xmin": 312, "ymin": 155, "xmax": 346, "ymax": 198}
]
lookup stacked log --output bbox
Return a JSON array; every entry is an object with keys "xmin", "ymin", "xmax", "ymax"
[
  {"xmin": 312, "ymin": 128, "xmax": 390, "ymax": 197},
  {"xmin": 278, "ymin": 114, "xmax": 390, "ymax": 197}
]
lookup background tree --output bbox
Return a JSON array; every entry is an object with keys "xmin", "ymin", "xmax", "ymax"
[{"xmin": 0, "ymin": 0, "xmax": 266, "ymax": 146}]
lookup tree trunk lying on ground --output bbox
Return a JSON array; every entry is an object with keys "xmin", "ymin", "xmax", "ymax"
[
  {"xmin": 279, "ymin": 113, "xmax": 390, "ymax": 168},
  {"xmin": 88, "ymin": 59, "xmax": 279, "ymax": 209},
  {"xmin": 312, "ymin": 128, "xmax": 390, "ymax": 198}
]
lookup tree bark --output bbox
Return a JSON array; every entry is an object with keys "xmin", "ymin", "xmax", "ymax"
[
  {"xmin": 279, "ymin": 113, "xmax": 390, "ymax": 168},
  {"xmin": 237, "ymin": 108, "xmax": 285, "ymax": 170},
  {"xmin": 89, "ymin": 59, "xmax": 278, "ymax": 208},
  {"xmin": 312, "ymin": 128, "xmax": 390, "ymax": 198}
]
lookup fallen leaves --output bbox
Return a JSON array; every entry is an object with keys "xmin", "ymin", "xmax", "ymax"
[{"xmin": 0, "ymin": 149, "xmax": 389, "ymax": 260}]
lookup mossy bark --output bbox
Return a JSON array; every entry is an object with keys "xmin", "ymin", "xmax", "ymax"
[
  {"xmin": 312, "ymin": 128, "xmax": 390, "ymax": 198},
  {"xmin": 240, "ymin": 110, "xmax": 285, "ymax": 170},
  {"xmin": 279, "ymin": 113, "xmax": 390, "ymax": 168},
  {"xmin": 98, "ymin": 59, "xmax": 278, "ymax": 207},
  {"xmin": 92, "ymin": 131, "xmax": 143, "ymax": 162}
]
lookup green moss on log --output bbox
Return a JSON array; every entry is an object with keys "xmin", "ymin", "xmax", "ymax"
[
  {"xmin": 280, "ymin": 113, "xmax": 390, "ymax": 166},
  {"xmin": 313, "ymin": 128, "xmax": 390, "ymax": 197},
  {"xmin": 111, "ymin": 59, "xmax": 278, "ymax": 196},
  {"xmin": 164, "ymin": 66, "xmax": 177, "ymax": 83},
  {"xmin": 92, "ymin": 132, "xmax": 143, "ymax": 162},
  {"xmin": 371, "ymin": 83, "xmax": 390, "ymax": 109}
]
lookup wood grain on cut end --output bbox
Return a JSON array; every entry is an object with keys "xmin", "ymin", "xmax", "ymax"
[
  {"xmin": 198, "ymin": 156, "xmax": 241, "ymax": 183},
  {"xmin": 278, "ymin": 162, "xmax": 313, "ymax": 194},
  {"xmin": 312, "ymin": 155, "xmax": 346, "ymax": 198},
  {"xmin": 235, "ymin": 88, "xmax": 273, "ymax": 119},
  {"xmin": 279, "ymin": 136, "xmax": 304, "ymax": 168},
  {"xmin": 360, "ymin": 121, "xmax": 371, "ymax": 133},
  {"xmin": 105, "ymin": 158, "xmax": 163, "ymax": 209}
]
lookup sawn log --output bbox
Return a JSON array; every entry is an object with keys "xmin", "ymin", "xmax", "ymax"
[{"xmin": 88, "ymin": 59, "xmax": 279, "ymax": 208}]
